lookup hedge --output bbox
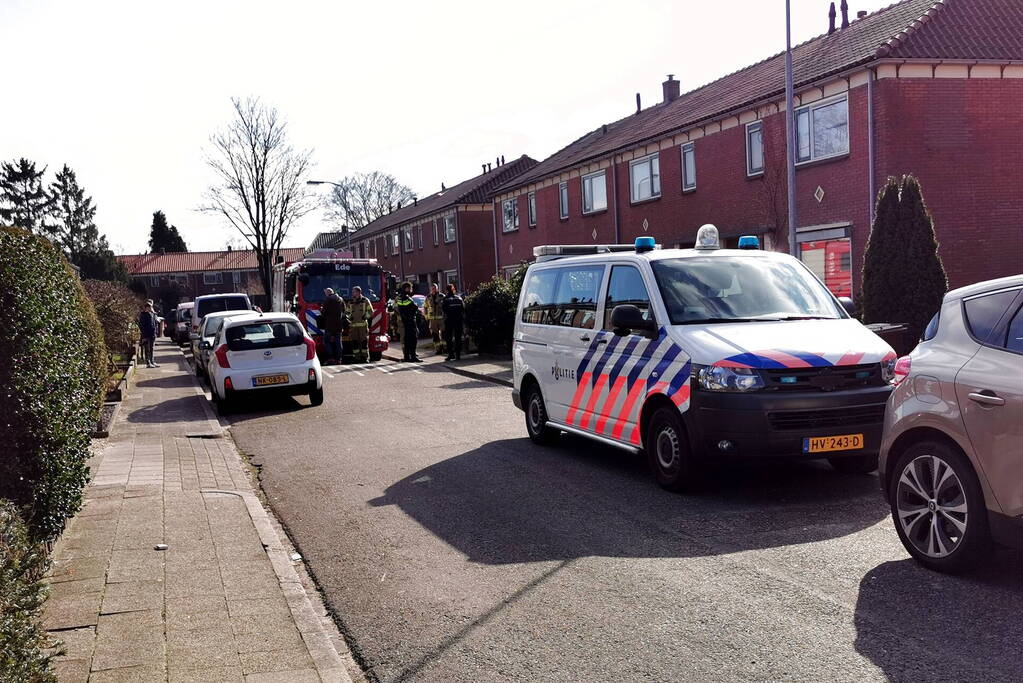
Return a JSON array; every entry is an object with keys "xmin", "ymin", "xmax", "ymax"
[
  {"xmin": 463, "ymin": 264, "xmax": 528, "ymax": 355},
  {"xmin": 0, "ymin": 500, "xmax": 57, "ymax": 682},
  {"xmin": 81, "ymin": 279, "xmax": 141, "ymax": 362},
  {"xmin": 0, "ymin": 226, "xmax": 105, "ymax": 542}
]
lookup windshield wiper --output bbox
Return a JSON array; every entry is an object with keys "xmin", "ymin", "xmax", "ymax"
[
  {"xmin": 774, "ymin": 315, "xmax": 839, "ymax": 321},
  {"xmin": 677, "ymin": 317, "xmax": 777, "ymax": 325}
]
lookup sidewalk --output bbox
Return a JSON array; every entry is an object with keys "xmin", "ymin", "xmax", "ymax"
[
  {"xmin": 43, "ymin": 340, "xmax": 356, "ymax": 682},
  {"xmin": 383, "ymin": 340, "xmax": 512, "ymax": 387}
]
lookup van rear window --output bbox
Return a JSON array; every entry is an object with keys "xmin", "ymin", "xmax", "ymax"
[
  {"xmin": 226, "ymin": 322, "xmax": 303, "ymax": 351},
  {"xmin": 198, "ymin": 296, "xmax": 250, "ymax": 318}
]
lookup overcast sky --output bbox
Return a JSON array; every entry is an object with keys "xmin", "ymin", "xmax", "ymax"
[{"xmin": 1, "ymin": 0, "xmax": 896, "ymax": 254}]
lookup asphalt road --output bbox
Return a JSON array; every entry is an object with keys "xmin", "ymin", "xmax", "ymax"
[{"xmin": 222, "ymin": 358, "xmax": 1023, "ymax": 683}]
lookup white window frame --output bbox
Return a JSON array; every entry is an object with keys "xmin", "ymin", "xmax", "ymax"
[
  {"xmin": 681, "ymin": 142, "xmax": 696, "ymax": 191},
  {"xmin": 443, "ymin": 215, "xmax": 456, "ymax": 243},
  {"xmin": 232, "ymin": 271, "xmax": 242, "ymax": 285},
  {"xmin": 433, "ymin": 220, "xmax": 439, "ymax": 246},
  {"xmin": 404, "ymin": 228, "xmax": 413, "ymax": 252},
  {"xmin": 527, "ymin": 191, "xmax": 536, "ymax": 227},
  {"xmin": 629, "ymin": 153, "xmax": 661, "ymax": 203},
  {"xmin": 795, "ymin": 94, "xmax": 849, "ymax": 164},
  {"xmin": 203, "ymin": 271, "xmax": 223, "ymax": 285},
  {"xmin": 391, "ymin": 233, "xmax": 399, "ymax": 255},
  {"xmin": 444, "ymin": 270, "xmax": 458, "ymax": 288},
  {"xmin": 502, "ymin": 198, "xmax": 520, "ymax": 233},
  {"xmin": 746, "ymin": 121, "xmax": 764, "ymax": 176},
  {"xmin": 559, "ymin": 182, "xmax": 569, "ymax": 219},
  {"xmin": 418, "ymin": 225, "xmax": 423, "ymax": 250},
  {"xmin": 581, "ymin": 170, "xmax": 607, "ymax": 214}
]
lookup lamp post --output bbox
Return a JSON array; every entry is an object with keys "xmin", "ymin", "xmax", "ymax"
[
  {"xmin": 306, "ymin": 180, "xmax": 352, "ymax": 252},
  {"xmin": 784, "ymin": 0, "xmax": 798, "ymax": 256}
]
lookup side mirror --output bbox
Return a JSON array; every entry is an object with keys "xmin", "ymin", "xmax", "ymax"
[
  {"xmin": 201, "ymin": 341, "xmax": 212, "ymax": 350},
  {"xmin": 838, "ymin": 297, "xmax": 856, "ymax": 316},
  {"xmin": 610, "ymin": 305, "xmax": 656, "ymax": 337}
]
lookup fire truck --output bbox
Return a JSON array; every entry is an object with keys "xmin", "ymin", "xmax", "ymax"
[{"xmin": 271, "ymin": 249, "xmax": 394, "ymax": 362}]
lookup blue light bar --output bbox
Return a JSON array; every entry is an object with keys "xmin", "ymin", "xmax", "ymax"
[
  {"xmin": 635, "ymin": 236, "xmax": 657, "ymax": 253},
  {"xmin": 738, "ymin": 235, "xmax": 760, "ymax": 250}
]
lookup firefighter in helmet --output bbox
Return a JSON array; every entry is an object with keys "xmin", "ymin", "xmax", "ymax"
[
  {"xmin": 348, "ymin": 286, "xmax": 373, "ymax": 363},
  {"xmin": 424, "ymin": 282, "xmax": 445, "ymax": 355},
  {"xmin": 394, "ymin": 281, "xmax": 422, "ymax": 362}
]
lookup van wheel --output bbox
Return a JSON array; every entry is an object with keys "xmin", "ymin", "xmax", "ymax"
[
  {"xmin": 309, "ymin": 387, "xmax": 324, "ymax": 407},
  {"xmin": 646, "ymin": 407, "xmax": 690, "ymax": 492},
  {"xmin": 524, "ymin": 385, "xmax": 557, "ymax": 445},
  {"xmin": 889, "ymin": 440, "xmax": 991, "ymax": 573},
  {"xmin": 828, "ymin": 453, "xmax": 878, "ymax": 474}
]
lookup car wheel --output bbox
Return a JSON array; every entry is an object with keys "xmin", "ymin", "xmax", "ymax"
[
  {"xmin": 309, "ymin": 387, "xmax": 324, "ymax": 407},
  {"xmin": 645, "ymin": 407, "xmax": 690, "ymax": 492},
  {"xmin": 524, "ymin": 384, "xmax": 557, "ymax": 445},
  {"xmin": 828, "ymin": 453, "xmax": 879, "ymax": 474},
  {"xmin": 215, "ymin": 388, "xmax": 232, "ymax": 416},
  {"xmin": 889, "ymin": 440, "xmax": 991, "ymax": 573},
  {"xmin": 369, "ymin": 351, "xmax": 382, "ymax": 362}
]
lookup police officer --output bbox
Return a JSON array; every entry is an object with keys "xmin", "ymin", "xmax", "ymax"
[
  {"xmin": 424, "ymin": 283, "xmax": 445, "ymax": 354},
  {"xmin": 394, "ymin": 282, "xmax": 422, "ymax": 362},
  {"xmin": 441, "ymin": 283, "xmax": 464, "ymax": 361},
  {"xmin": 347, "ymin": 286, "xmax": 373, "ymax": 363}
]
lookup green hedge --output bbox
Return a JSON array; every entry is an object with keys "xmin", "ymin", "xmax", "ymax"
[
  {"xmin": 464, "ymin": 264, "xmax": 527, "ymax": 355},
  {"xmin": 0, "ymin": 500, "xmax": 57, "ymax": 682},
  {"xmin": 0, "ymin": 226, "xmax": 105, "ymax": 542}
]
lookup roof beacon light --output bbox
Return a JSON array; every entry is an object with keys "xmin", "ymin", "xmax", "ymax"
[
  {"xmin": 737, "ymin": 235, "xmax": 760, "ymax": 250},
  {"xmin": 634, "ymin": 236, "xmax": 657, "ymax": 253},
  {"xmin": 695, "ymin": 224, "xmax": 720, "ymax": 250}
]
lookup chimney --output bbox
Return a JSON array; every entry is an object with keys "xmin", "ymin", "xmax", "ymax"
[
  {"xmin": 635, "ymin": 92, "xmax": 642, "ymax": 114},
  {"xmin": 495, "ymin": 156, "xmax": 500, "ymax": 168},
  {"xmin": 397, "ymin": 201, "xmax": 402, "ymax": 209},
  {"xmin": 487, "ymin": 163, "xmax": 492, "ymax": 172},
  {"xmin": 500, "ymin": 155, "xmax": 505, "ymax": 165},
  {"xmin": 481, "ymin": 164, "xmax": 487, "ymax": 174},
  {"xmin": 441, "ymin": 182, "xmax": 446, "ymax": 191},
  {"xmin": 857, "ymin": 10, "xmax": 867, "ymax": 18},
  {"xmin": 840, "ymin": 0, "xmax": 849, "ymax": 28},
  {"xmin": 602, "ymin": 124, "xmax": 608, "ymax": 134},
  {"xmin": 662, "ymin": 74, "xmax": 680, "ymax": 103},
  {"xmin": 828, "ymin": 2, "xmax": 837, "ymax": 33},
  {"xmin": 413, "ymin": 196, "xmax": 417, "ymax": 207},
  {"xmin": 160, "ymin": 247, "xmax": 166, "ymax": 254},
  {"xmin": 227, "ymin": 245, "xmax": 232, "ymax": 252}
]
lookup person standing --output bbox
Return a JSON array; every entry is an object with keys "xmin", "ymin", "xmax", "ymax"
[
  {"xmin": 394, "ymin": 282, "xmax": 421, "ymax": 362},
  {"xmin": 347, "ymin": 286, "xmax": 373, "ymax": 363},
  {"xmin": 137, "ymin": 300, "xmax": 160, "ymax": 368},
  {"xmin": 441, "ymin": 283, "xmax": 465, "ymax": 361},
  {"xmin": 424, "ymin": 283, "xmax": 445, "ymax": 354},
  {"xmin": 320, "ymin": 287, "xmax": 347, "ymax": 365}
]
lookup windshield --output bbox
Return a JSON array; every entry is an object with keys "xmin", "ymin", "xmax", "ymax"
[
  {"xmin": 650, "ymin": 256, "xmax": 844, "ymax": 325},
  {"xmin": 303, "ymin": 273, "xmax": 382, "ymax": 303},
  {"xmin": 197, "ymin": 296, "xmax": 249, "ymax": 318},
  {"xmin": 226, "ymin": 321, "xmax": 304, "ymax": 351},
  {"xmin": 202, "ymin": 316, "xmax": 230, "ymax": 338}
]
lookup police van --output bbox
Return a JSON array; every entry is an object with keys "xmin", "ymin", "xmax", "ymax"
[{"xmin": 511, "ymin": 226, "xmax": 897, "ymax": 491}]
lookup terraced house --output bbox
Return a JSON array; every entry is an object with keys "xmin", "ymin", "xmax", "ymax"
[
  {"xmin": 492, "ymin": 0, "xmax": 1023, "ymax": 296},
  {"xmin": 349, "ymin": 155, "xmax": 537, "ymax": 292}
]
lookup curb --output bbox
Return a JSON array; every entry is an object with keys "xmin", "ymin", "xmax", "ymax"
[
  {"xmin": 201, "ymin": 489, "xmax": 353, "ymax": 683},
  {"xmin": 382, "ymin": 352, "xmax": 513, "ymax": 388}
]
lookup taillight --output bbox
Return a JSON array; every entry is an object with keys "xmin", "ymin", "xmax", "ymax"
[
  {"xmin": 215, "ymin": 344, "xmax": 231, "ymax": 368},
  {"xmin": 892, "ymin": 356, "xmax": 912, "ymax": 386},
  {"xmin": 303, "ymin": 337, "xmax": 316, "ymax": 361},
  {"xmin": 308, "ymin": 368, "xmax": 316, "ymax": 382},
  {"xmin": 224, "ymin": 376, "xmax": 233, "ymax": 391}
]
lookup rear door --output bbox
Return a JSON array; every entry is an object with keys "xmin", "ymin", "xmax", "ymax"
[
  {"xmin": 550, "ymin": 265, "xmax": 607, "ymax": 428},
  {"xmin": 955, "ymin": 288, "xmax": 1023, "ymax": 516}
]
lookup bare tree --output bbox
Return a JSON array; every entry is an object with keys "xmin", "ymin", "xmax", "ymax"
[
  {"xmin": 202, "ymin": 97, "xmax": 315, "ymax": 298},
  {"xmin": 323, "ymin": 171, "xmax": 415, "ymax": 230}
]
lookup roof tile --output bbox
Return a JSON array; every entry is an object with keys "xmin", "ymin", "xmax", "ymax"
[{"xmin": 117, "ymin": 248, "xmax": 306, "ymax": 275}]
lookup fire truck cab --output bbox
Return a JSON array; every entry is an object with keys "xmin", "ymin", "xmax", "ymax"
[{"xmin": 272, "ymin": 249, "xmax": 393, "ymax": 362}]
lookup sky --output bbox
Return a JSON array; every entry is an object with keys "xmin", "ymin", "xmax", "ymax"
[{"xmin": 0, "ymin": 0, "xmax": 897, "ymax": 255}]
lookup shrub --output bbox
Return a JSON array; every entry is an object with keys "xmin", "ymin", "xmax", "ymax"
[
  {"xmin": 464, "ymin": 264, "xmax": 528, "ymax": 355},
  {"xmin": 82, "ymin": 279, "xmax": 141, "ymax": 361},
  {"xmin": 0, "ymin": 500, "xmax": 57, "ymax": 682},
  {"xmin": 0, "ymin": 226, "xmax": 105, "ymax": 542}
]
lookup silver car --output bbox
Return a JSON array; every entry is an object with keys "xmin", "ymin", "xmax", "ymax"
[{"xmin": 880, "ymin": 274, "xmax": 1023, "ymax": 572}]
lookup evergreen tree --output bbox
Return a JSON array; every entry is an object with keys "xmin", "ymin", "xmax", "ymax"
[
  {"xmin": 148, "ymin": 210, "xmax": 187, "ymax": 252},
  {"xmin": 0, "ymin": 158, "xmax": 53, "ymax": 233},
  {"xmin": 76, "ymin": 235, "xmax": 128, "ymax": 283},
  {"xmin": 861, "ymin": 175, "xmax": 948, "ymax": 343},
  {"xmin": 47, "ymin": 165, "xmax": 99, "ymax": 262}
]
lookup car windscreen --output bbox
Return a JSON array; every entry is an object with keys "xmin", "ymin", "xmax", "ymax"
[
  {"xmin": 225, "ymin": 321, "xmax": 304, "ymax": 351},
  {"xmin": 650, "ymin": 256, "xmax": 844, "ymax": 325},
  {"xmin": 197, "ymin": 296, "xmax": 250, "ymax": 319},
  {"xmin": 303, "ymin": 272, "xmax": 381, "ymax": 303},
  {"xmin": 202, "ymin": 316, "xmax": 229, "ymax": 338}
]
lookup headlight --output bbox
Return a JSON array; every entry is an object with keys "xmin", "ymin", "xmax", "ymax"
[{"xmin": 695, "ymin": 364, "xmax": 765, "ymax": 392}]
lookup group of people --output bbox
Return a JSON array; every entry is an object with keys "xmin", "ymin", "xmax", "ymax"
[
  {"xmin": 318, "ymin": 285, "xmax": 374, "ymax": 364},
  {"xmin": 395, "ymin": 281, "xmax": 464, "ymax": 363}
]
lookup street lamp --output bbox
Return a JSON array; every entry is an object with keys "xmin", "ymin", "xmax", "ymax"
[{"xmin": 307, "ymin": 180, "xmax": 353, "ymax": 252}]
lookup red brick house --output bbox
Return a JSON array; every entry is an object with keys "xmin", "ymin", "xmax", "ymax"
[
  {"xmin": 492, "ymin": 0, "xmax": 1023, "ymax": 295},
  {"xmin": 349, "ymin": 156, "xmax": 537, "ymax": 293},
  {"xmin": 118, "ymin": 247, "xmax": 305, "ymax": 311}
]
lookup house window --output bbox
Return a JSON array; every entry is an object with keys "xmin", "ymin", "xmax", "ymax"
[
  {"xmin": 203, "ymin": 272, "xmax": 223, "ymax": 285},
  {"xmin": 582, "ymin": 171, "xmax": 607, "ymax": 214},
  {"xmin": 418, "ymin": 225, "xmax": 423, "ymax": 250},
  {"xmin": 443, "ymin": 215, "xmax": 456, "ymax": 243},
  {"xmin": 559, "ymin": 182, "xmax": 569, "ymax": 219},
  {"xmin": 527, "ymin": 192, "xmax": 536, "ymax": 227},
  {"xmin": 404, "ymin": 229, "xmax": 413, "ymax": 252},
  {"xmin": 746, "ymin": 122, "xmax": 764, "ymax": 176},
  {"xmin": 149, "ymin": 275, "xmax": 160, "ymax": 287},
  {"xmin": 433, "ymin": 220, "xmax": 439, "ymax": 245},
  {"xmin": 630, "ymin": 153, "xmax": 660, "ymax": 203},
  {"xmin": 443, "ymin": 270, "xmax": 458, "ymax": 290},
  {"xmin": 391, "ymin": 233, "xmax": 399, "ymax": 255},
  {"xmin": 502, "ymin": 198, "xmax": 519, "ymax": 232},
  {"xmin": 796, "ymin": 95, "xmax": 849, "ymax": 163},
  {"xmin": 232, "ymin": 271, "xmax": 242, "ymax": 285},
  {"xmin": 681, "ymin": 143, "xmax": 696, "ymax": 191}
]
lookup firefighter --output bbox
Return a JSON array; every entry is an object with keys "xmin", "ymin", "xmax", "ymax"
[
  {"xmin": 441, "ymin": 283, "xmax": 465, "ymax": 361},
  {"xmin": 394, "ymin": 282, "xmax": 422, "ymax": 362},
  {"xmin": 347, "ymin": 286, "xmax": 373, "ymax": 363},
  {"xmin": 424, "ymin": 282, "xmax": 445, "ymax": 354},
  {"xmin": 320, "ymin": 288, "xmax": 347, "ymax": 365}
]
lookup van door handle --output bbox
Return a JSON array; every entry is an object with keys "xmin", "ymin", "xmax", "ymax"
[
  {"xmin": 580, "ymin": 334, "xmax": 606, "ymax": 344},
  {"xmin": 968, "ymin": 391, "xmax": 1005, "ymax": 407}
]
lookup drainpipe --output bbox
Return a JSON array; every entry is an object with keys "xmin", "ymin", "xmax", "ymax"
[
  {"xmin": 867, "ymin": 67, "xmax": 877, "ymax": 226},
  {"xmin": 455, "ymin": 210, "xmax": 465, "ymax": 289},
  {"xmin": 611, "ymin": 158, "xmax": 621, "ymax": 244},
  {"xmin": 491, "ymin": 200, "xmax": 500, "ymax": 278}
]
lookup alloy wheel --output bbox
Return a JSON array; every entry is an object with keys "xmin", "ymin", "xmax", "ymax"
[{"xmin": 896, "ymin": 454, "xmax": 968, "ymax": 558}]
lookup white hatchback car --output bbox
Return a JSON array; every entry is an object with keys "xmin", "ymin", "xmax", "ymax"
[{"xmin": 206, "ymin": 312, "xmax": 323, "ymax": 414}]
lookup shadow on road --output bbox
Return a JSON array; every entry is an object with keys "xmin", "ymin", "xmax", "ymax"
[
  {"xmin": 369, "ymin": 436, "xmax": 888, "ymax": 565},
  {"xmin": 854, "ymin": 555, "xmax": 1023, "ymax": 682}
]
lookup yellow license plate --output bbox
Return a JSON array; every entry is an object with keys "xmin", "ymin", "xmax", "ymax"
[
  {"xmin": 252, "ymin": 374, "xmax": 289, "ymax": 387},
  {"xmin": 802, "ymin": 434, "xmax": 864, "ymax": 453}
]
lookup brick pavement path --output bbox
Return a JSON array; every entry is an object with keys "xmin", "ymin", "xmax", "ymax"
[{"xmin": 43, "ymin": 340, "xmax": 357, "ymax": 682}]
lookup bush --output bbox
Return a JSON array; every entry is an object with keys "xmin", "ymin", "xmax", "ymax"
[
  {"xmin": 464, "ymin": 264, "xmax": 528, "ymax": 354},
  {"xmin": 82, "ymin": 279, "xmax": 141, "ymax": 361},
  {"xmin": 0, "ymin": 226, "xmax": 105, "ymax": 542},
  {"xmin": 0, "ymin": 500, "xmax": 57, "ymax": 682}
]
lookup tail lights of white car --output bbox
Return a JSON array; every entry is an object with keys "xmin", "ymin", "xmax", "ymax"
[
  {"xmin": 215, "ymin": 344, "xmax": 231, "ymax": 369},
  {"xmin": 891, "ymin": 356, "xmax": 912, "ymax": 386},
  {"xmin": 303, "ymin": 337, "xmax": 316, "ymax": 361}
]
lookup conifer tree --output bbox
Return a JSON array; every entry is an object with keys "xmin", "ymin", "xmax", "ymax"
[
  {"xmin": 148, "ymin": 210, "xmax": 187, "ymax": 252},
  {"xmin": 0, "ymin": 158, "xmax": 53, "ymax": 233},
  {"xmin": 47, "ymin": 165, "xmax": 99, "ymax": 262}
]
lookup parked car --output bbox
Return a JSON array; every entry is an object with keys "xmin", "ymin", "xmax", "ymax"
[
  {"xmin": 174, "ymin": 302, "xmax": 195, "ymax": 346},
  {"xmin": 192, "ymin": 293, "xmax": 254, "ymax": 337},
  {"xmin": 166, "ymin": 307, "xmax": 178, "ymax": 339},
  {"xmin": 205, "ymin": 312, "xmax": 323, "ymax": 415},
  {"xmin": 190, "ymin": 310, "xmax": 245, "ymax": 378},
  {"xmin": 880, "ymin": 274, "xmax": 1023, "ymax": 572}
]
